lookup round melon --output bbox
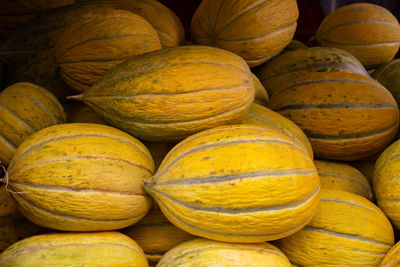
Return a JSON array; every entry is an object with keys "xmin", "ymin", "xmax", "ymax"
[
  {"xmin": 0, "ymin": 186, "xmax": 48, "ymax": 252},
  {"xmin": 314, "ymin": 160, "xmax": 372, "ymax": 199},
  {"xmin": 0, "ymin": 82, "xmax": 66, "ymax": 165},
  {"xmin": 0, "ymin": 0, "xmax": 74, "ymax": 39},
  {"xmin": 381, "ymin": 240, "xmax": 400, "ymax": 267},
  {"xmin": 55, "ymin": 9, "xmax": 162, "ymax": 92},
  {"xmin": 372, "ymin": 59, "xmax": 400, "ymax": 106},
  {"xmin": 158, "ymin": 238, "xmax": 291, "ymax": 267},
  {"xmin": 268, "ymin": 72, "xmax": 399, "ymax": 161},
  {"xmin": 275, "ymin": 189, "xmax": 394, "ymax": 266},
  {"xmin": 255, "ymin": 47, "xmax": 369, "ymax": 97},
  {"xmin": 373, "ymin": 139, "xmax": 400, "ymax": 229},
  {"xmin": 190, "ymin": 0, "xmax": 299, "ymax": 67},
  {"xmin": 242, "ymin": 103, "xmax": 313, "ymax": 159},
  {"xmin": 72, "ymin": 45, "xmax": 255, "ymax": 142},
  {"xmin": 144, "ymin": 124, "xmax": 320, "ymax": 243},
  {"xmin": 315, "ymin": 3, "xmax": 400, "ymax": 69},
  {"xmin": 6, "ymin": 123, "xmax": 155, "ymax": 231},
  {"xmin": 0, "ymin": 231, "xmax": 148, "ymax": 266},
  {"xmin": 123, "ymin": 205, "xmax": 194, "ymax": 265}
]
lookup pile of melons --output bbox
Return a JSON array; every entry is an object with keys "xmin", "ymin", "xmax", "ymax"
[{"xmin": 1, "ymin": 0, "xmax": 400, "ymax": 266}]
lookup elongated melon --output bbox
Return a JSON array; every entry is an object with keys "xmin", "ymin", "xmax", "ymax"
[
  {"xmin": 276, "ymin": 189, "xmax": 394, "ymax": 266},
  {"xmin": 73, "ymin": 45, "xmax": 255, "ymax": 142},
  {"xmin": 144, "ymin": 124, "xmax": 320, "ymax": 243},
  {"xmin": 0, "ymin": 231, "xmax": 148, "ymax": 266},
  {"xmin": 0, "ymin": 82, "xmax": 66, "ymax": 165},
  {"xmin": 158, "ymin": 238, "xmax": 291, "ymax": 267},
  {"xmin": 7, "ymin": 123, "xmax": 155, "ymax": 231}
]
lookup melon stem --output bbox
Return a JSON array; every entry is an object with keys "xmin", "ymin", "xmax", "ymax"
[{"xmin": 66, "ymin": 94, "xmax": 83, "ymax": 101}]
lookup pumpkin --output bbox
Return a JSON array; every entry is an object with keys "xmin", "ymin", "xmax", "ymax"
[
  {"xmin": 144, "ymin": 124, "xmax": 320, "ymax": 243},
  {"xmin": 254, "ymin": 47, "xmax": 369, "ymax": 97},
  {"xmin": 158, "ymin": 238, "xmax": 291, "ymax": 267},
  {"xmin": 0, "ymin": 82, "xmax": 66, "ymax": 165},
  {"xmin": 6, "ymin": 123, "xmax": 155, "ymax": 231},
  {"xmin": 123, "ymin": 205, "xmax": 194, "ymax": 265},
  {"xmin": 0, "ymin": 0, "xmax": 74, "ymax": 39},
  {"xmin": 268, "ymin": 72, "xmax": 399, "ymax": 161},
  {"xmin": 372, "ymin": 59, "xmax": 400, "ymax": 106},
  {"xmin": 0, "ymin": 186, "xmax": 47, "ymax": 252},
  {"xmin": 0, "ymin": 0, "xmax": 184, "ymax": 99},
  {"xmin": 275, "ymin": 189, "xmax": 394, "ymax": 266},
  {"xmin": 380, "ymin": 240, "xmax": 400, "ymax": 267},
  {"xmin": 55, "ymin": 9, "xmax": 161, "ymax": 92},
  {"xmin": 191, "ymin": 0, "xmax": 299, "ymax": 67},
  {"xmin": 373, "ymin": 139, "xmax": 400, "ymax": 229},
  {"xmin": 315, "ymin": 3, "xmax": 400, "ymax": 69},
  {"xmin": 314, "ymin": 160, "xmax": 372, "ymax": 199},
  {"xmin": 70, "ymin": 45, "xmax": 255, "ymax": 142},
  {"xmin": 0, "ymin": 231, "xmax": 148, "ymax": 266},
  {"xmin": 242, "ymin": 103, "xmax": 313, "ymax": 159}
]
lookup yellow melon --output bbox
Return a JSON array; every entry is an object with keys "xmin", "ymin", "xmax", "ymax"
[
  {"xmin": 381, "ymin": 240, "xmax": 400, "ymax": 267},
  {"xmin": 7, "ymin": 123, "xmax": 154, "ymax": 231}
]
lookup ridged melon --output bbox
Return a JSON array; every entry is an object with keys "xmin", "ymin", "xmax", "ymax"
[
  {"xmin": 158, "ymin": 238, "xmax": 291, "ymax": 267},
  {"xmin": 123, "ymin": 205, "xmax": 194, "ymax": 265},
  {"xmin": 314, "ymin": 160, "xmax": 372, "ymax": 199},
  {"xmin": 71, "ymin": 45, "xmax": 255, "ymax": 142},
  {"xmin": 191, "ymin": 0, "xmax": 299, "ymax": 67},
  {"xmin": 380, "ymin": 240, "xmax": 400, "ymax": 267},
  {"xmin": 144, "ymin": 124, "xmax": 320, "ymax": 243},
  {"xmin": 372, "ymin": 59, "xmax": 400, "ymax": 106},
  {"xmin": 255, "ymin": 47, "xmax": 369, "ymax": 97},
  {"xmin": 55, "ymin": 9, "xmax": 161, "ymax": 92},
  {"xmin": 0, "ymin": 231, "xmax": 148, "ymax": 266},
  {"xmin": 373, "ymin": 139, "xmax": 400, "ymax": 229},
  {"xmin": 269, "ymin": 72, "xmax": 399, "ymax": 161},
  {"xmin": 242, "ymin": 103, "xmax": 313, "ymax": 159},
  {"xmin": 315, "ymin": 3, "xmax": 400, "ymax": 68},
  {"xmin": 276, "ymin": 189, "xmax": 394, "ymax": 266},
  {"xmin": 0, "ymin": 186, "xmax": 48, "ymax": 252},
  {"xmin": 7, "ymin": 123, "xmax": 155, "ymax": 231},
  {"xmin": 0, "ymin": 82, "xmax": 66, "ymax": 165},
  {"xmin": 252, "ymin": 73, "xmax": 269, "ymax": 107}
]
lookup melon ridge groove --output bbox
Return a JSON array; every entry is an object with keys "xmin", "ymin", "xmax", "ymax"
[
  {"xmin": 154, "ymin": 169, "xmax": 317, "ymax": 186},
  {"xmin": 0, "ymin": 104, "xmax": 36, "ymax": 133},
  {"xmin": 0, "ymin": 242, "xmax": 143, "ymax": 265},
  {"xmin": 304, "ymin": 123, "xmax": 398, "ymax": 141},
  {"xmin": 272, "ymin": 78, "xmax": 388, "ymax": 97},
  {"xmin": 8, "ymin": 133, "xmax": 152, "ymax": 170},
  {"xmin": 318, "ymin": 172, "xmax": 371, "ymax": 193},
  {"xmin": 304, "ymin": 226, "xmax": 393, "ymax": 246},
  {"xmin": 156, "ymin": 198, "xmax": 314, "ymax": 237},
  {"xmin": 148, "ymin": 184, "xmax": 320, "ymax": 214},
  {"xmin": 156, "ymin": 139, "xmax": 306, "ymax": 178},
  {"xmin": 9, "ymin": 90, "xmax": 58, "ymax": 125},
  {"xmin": 317, "ymin": 39, "xmax": 400, "ymax": 47},
  {"xmin": 274, "ymin": 103, "xmax": 397, "ymax": 112},
  {"xmin": 9, "ymin": 155, "xmax": 153, "ymax": 177},
  {"xmin": 11, "ymin": 193, "xmax": 147, "ymax": 223},
  {"xmin": 320, "ymin": 198, "xmax": 380, "ymax": 215},
  {"xmin": 59, "ymin": 69, "xmax": 93, "ymax": 87},
  {"xmin": 0, "ymin": 132, "xmax": 17, "ymax": 149}
]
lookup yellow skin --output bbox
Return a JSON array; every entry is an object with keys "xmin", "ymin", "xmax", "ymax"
[
  {"xmin": 144, "ymin": 124, "xmax": 320, "ymax": 243},
  {"xmin": 0, "ymin": 186, "xmax": 47, "ymax": 252},
  {"xmin": 373, "ymin": 139, "xmax": 400, "ymax": 229},
  {"xmin": 314, "ymin": 160, "xmax": 372, "ymax": 199},
  {"xmin": 0, "ymin": 231, "xmax": 148, "ymax": 267},
  {"xmin": 276, "ymin": 189, "xmax": 394, "ymax": 266},
  {"xmin": 269, "ymin": 72, "xmax": 399, "ymax": 161},
  {"xmin": 316, "ymin": 3, "xmax": 400, "ymax": 69},
  {"xmin": 255, "ymin": 47, "xmax": 369, "ymax": 97},
  {"xmin": 252, "ymin": 73, "xmax": 269, "ymax": 107},
  {"xmin": 123, "ymin": 206, "xmax": 194, "ymax": 265},
  {"xmin": 191, "ymin": 0, "xmax": 299, "ymax": 67},
  {"xmin": 157, "ymin": 238, "xmax": 291, "ymax": 267},
  {"xmin": 56, "ymin": 9, "xmax": 162, "ymax": 92},
  {"xmin": 0, "ymin": 82, "xmax": 66, "ymax": 165},
  {"xmin": 7, "ymin": 123, "xmax": 155, "ymax": 231},
  {"xmin": 242, "ymin": 103, "xmax": 313, "ymax": 159},
  {"xmin": 81, "ymin": 45, "xmax": 255, "ymax": 142},
  {"xmin": 381, "ymin": 240, "xmax": 400, "ymax": 267}
]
